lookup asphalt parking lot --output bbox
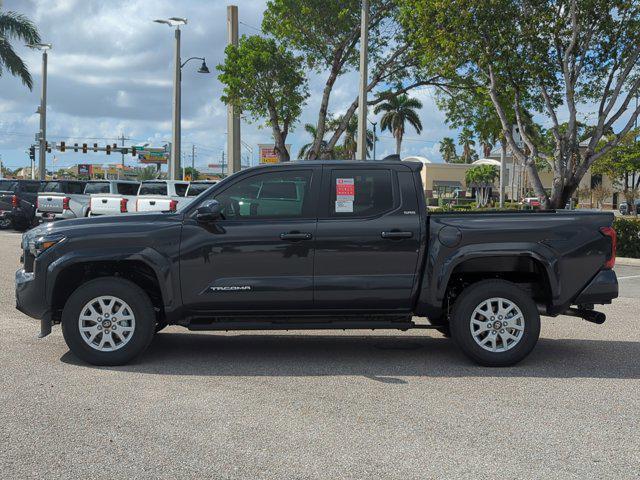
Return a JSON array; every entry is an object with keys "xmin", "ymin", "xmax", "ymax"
[{"xmin": 0, "ymin": 229, "xmax": 638, "ymax": 479}]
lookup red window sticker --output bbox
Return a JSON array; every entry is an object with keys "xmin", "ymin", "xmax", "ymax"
[{"xmin": 336, "ymin": 178, "xmax": 355, "ymax": 200}]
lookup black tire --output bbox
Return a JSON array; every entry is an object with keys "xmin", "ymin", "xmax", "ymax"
[
  {"xmin": 450, "ymin": 279, "xmax": 540, "ymax": 367},
  {"xmin": 62, "ymin": 277, "xmax": 156, "ymax": 366}
]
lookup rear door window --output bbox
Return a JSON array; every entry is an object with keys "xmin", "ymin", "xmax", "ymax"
[
  {"xmin": 117, "ymin": 183, "xmax": 139, "ymax": 195},
  {"xmin": 175, "ymin": 183, "xmax": 189, "ymax": 196},
  {"xmin": 139, "ymin": 182, "xmax": 168, "ymax": 196},
  {"xmin": 21, "ymin": 182, "xmax": 41, "ymax": 193},
  {"xmin": 328, "ymin": 169, "xmax": 394, "ymax": 217},
  {"xmin": 41, "ymin": 181, "xmax": 62, "ymax": 193},
  {"xmin": 84, "ymin": 182, "xmax": 110, "ymax": 194},
  {"xmin": 0, "ymin": 181, "xmax": 17, "ymax": 192},
  {"xmin": 68, "ymin": 182, "xmax": 85, "ymax": 194},
  {"xmin": 186, "ymin": 183, "xmax": 212, "ymax": 197}
]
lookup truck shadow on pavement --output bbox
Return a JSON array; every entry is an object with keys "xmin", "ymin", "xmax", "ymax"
[{"xmin": 61, "ymin": 332, "xmax": 640, "ymax": 380}]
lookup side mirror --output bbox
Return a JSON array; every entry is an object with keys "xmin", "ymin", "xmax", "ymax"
[{"xmin": 196, "ymin": 200, "xmax": 222, "ymax": 223}]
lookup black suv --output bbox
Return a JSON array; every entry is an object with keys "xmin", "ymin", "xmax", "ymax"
[{"xmin": 0, "ymin": 179, "xmax": 42, "ymax": 230}]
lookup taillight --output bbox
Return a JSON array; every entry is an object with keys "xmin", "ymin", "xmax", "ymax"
[
  {"xmin": 11, "ymin": 195, "xmax": 18, "ymax": 208},
  {"xmin": 120, "ymin": 198, "xmax": 128, "ymax": 213},
  {"xmin": 600, "ymin": 226, "xmax": 617, "ymax": 269},
  {"xmin": 62, "ymin": 197, "xmax": 70, "ymax": 210},
  {"xmin": 169, "ymin": 200, "xmax": 178, "ymax": 212}
]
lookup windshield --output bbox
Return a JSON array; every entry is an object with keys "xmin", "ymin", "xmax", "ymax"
[
  {"xmin": 139, "ymin": 182, "xmax": 167, "ymax": 196},
  {"xmin": 41, "ymin": 181, "xmax": 62, "ymax": 193},
  {"xmin": 84, "ymin": 182, "xmax": 110, "ymax": 194},
  {"xmin": 0, "ymin": 180, "xmax": 17, "ymax": 192}
]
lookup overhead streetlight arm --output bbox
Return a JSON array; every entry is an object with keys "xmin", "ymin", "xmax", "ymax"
[{"xmin": 181, "ymin": 56, "xmax": 204, "ymax": 68}]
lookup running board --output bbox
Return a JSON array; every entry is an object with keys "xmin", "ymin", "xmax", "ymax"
[{"xmin": 187, "ymin": 320, "xmax": 438, "ymax": 331}]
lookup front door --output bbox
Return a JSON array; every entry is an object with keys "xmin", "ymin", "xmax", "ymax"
[
  {"xmin": 313, "ymin": 165, "xmax": 422, "ymax": 312},
  {"xmin": 180, "ymin": 167, "xmax": 319, "ymax": 314}
]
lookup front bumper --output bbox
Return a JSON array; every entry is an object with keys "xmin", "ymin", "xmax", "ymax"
[
  {"xmin": 574, "ymin": 269, "xmax": 618, "ymax": 305},
  {"xmin": 15, "ymin": 268, "xmax": 51, "ymax": 337}
]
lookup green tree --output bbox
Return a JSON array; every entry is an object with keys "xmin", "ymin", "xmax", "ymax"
[
  {"xmin": 183, "ymin": 166, "xmax": 200, "ymax": 181},
  {"xmin": 374, "ymin": 93, "xmax": 423, "ymax": 155},
  {"xmin": 327, "ymin": 114, "xmax": 375, "ymax": 159},
  {"xmin": 264, "ymin": 0, "xmax": 443, "ymax": 159},
  {"xmin": 137, "ymin": 166, "xmax": 158, "ymax": 181},
  {"xmin": 400, "ymin": 0, "xmax": 640, "ymax": 208},
  {"xmin": 458, "ymin": 127, "xmax": 477, "ymax": 164},
  {"xmin": 298, "ymin": 123, "xmax": 328, "ymax": 159},
  {"xmin": 465, "ymin": 164, "xmax": 499, "ymax": 207},
  {"xmin": 218, "ymin": 35, "xmax": 308, "ymax": 162},
  {"xmin": 0, "ymin": 9, "xmax": 40, "ymax": 90},
  {"xmin": 439, "ymin": 137, "xmax": 458, "ymax": 163}
]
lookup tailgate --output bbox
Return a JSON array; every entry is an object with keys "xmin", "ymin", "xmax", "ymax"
[
  {"xmin": 135, "ymin": 196, "xmax": 173, "ymax": 212},
  {"xmin": 90, "ymin": 195, "xmax": 126, "ymax": 215},
  {"xmin": 37, "ymin": 193, "xmax": 66, "ymax": 213}
]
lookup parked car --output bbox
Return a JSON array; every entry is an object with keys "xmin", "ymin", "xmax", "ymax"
[
  {"xmin": 522, "ymin": 197, "xmax": 541, "ymax": 208},
  {"xmin": 88, "ymin": 180, "xmax": 140, "ymax": 216},
  {"xmin": 0, "ymin": 179, "xmax": 42, "ymax": 230},
  {"xmin": 16, "ymin": 160, "xmax": 618, "ymax": 367},
  {"xmin": 35, "ymin": 180, "xmax": 87, "ymax": 222},
  {"xmin": 135, "ymin": 180, "xmax": 189, "ymax": 212},
  {"xmin": 619, "ymin": 200, "xmax": 639, "ymax": 216}
]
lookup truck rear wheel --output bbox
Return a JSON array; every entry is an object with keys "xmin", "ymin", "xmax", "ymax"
[
  {"xmin": 61, "ymin": 277, "xmax": 156, "ymax": 366},
  {"xmin": 450, "ymin": 279, "xmax": 540, "ymax": 367}
]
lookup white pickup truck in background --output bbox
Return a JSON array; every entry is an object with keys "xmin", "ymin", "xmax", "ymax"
[
  {"xmin": 36, "ymin": 180, "xmax": 88, "ymax": 222},
  {"xmin": 87, "ymin": 180, "xmax": 140, "ymax": 216},
  {"xmin": 135, "ymin": 180, "xmax": 189, "ymax": 212}
]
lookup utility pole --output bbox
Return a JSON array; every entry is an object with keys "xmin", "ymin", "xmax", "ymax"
[
  {"xmin": 227, "ymin": 5, "xmax": 241, "ymax": 173},
  {"xmin": 118, "ymin": 133, "xmax": 130, "ymax": 179},
  {"xmin": 0, "ymin": 153, "xmax": 3, "ymax": 179},
  {"xmin": 191, "ymin": 144, "xmax": 196, "ymax": 173},
  {"xmin": 356, "ymin": 0, "xmax": 369, "ymax": 161}
]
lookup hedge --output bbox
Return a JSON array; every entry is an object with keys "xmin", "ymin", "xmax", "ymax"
[{"xmin": 613, "ymin": 218, "xmax": 640, "ymax": 258}]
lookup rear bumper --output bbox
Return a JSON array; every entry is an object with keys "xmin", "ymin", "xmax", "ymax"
[
  {"xmin": 36, "ymin": 210, "xmax": 76, "ymax": 222},
  {"xmin": 574, "ymin": 269, "xmax": 618, "ymax": 305}
]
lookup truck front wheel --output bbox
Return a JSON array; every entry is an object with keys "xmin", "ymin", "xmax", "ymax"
[
  {"xmin": 61, "ymin": 277, "xmax": 156, "ymax": 366},
  {"xmin": 450, "ymin": 280, "xmax": 540, "ymax": 367}
]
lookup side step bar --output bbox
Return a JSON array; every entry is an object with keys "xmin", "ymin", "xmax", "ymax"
[{"xmin": 187, "ymin": 320, "xmax": 439, "ymax": 332}]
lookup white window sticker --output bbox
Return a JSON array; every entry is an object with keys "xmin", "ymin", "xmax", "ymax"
[
  {"xmin": 336, "ymin": 178, "xmax": 355, "ymax": 202},
  {"xmin": 335, "ymin": 201, "xmax": 354, "ymax": 213}
]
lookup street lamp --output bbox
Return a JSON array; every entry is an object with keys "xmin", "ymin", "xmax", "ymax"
[
  {"xmin": 26, "ymin": 42, "xmax": 52, "ymax": 181},
  {"xmin": 154, "ymin": 17, "xmax": 209, "ymax": 180}
]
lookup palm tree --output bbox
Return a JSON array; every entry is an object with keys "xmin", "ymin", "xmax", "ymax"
[
  {"xmin": 439, "ymin": 137, "xmax": 458, "ymax": 163},
  {"xmin": 0, "ymin": 10, "xmax": 41, "ymax": 90},
  {"xmin": 458, "ymin": 127, "xmax": 477, "ymax": 163},
  {"xmin": 374, "ymin": 93, "xmax": 423, "ymax": 155},
  {"xmin": 329, "ymin": 115, "xmax": 374, "ymax": 159},
  {"xmin": 298, "ymin": 123, "xmax": 328, "ymax": 159}
]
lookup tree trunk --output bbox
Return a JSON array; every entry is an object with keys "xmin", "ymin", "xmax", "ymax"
[{"xmin": 395, "ymin": 133, "xmax": 402, "ymax": 155}]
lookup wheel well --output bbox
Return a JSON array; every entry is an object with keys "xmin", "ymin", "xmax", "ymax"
[
  {"xmin": 444, "ymin": 256, "xmax": 551, "ymax": 314},
  {"xmin": 51, "ymin": 261, "xmax": 164, "ymax": 323}
]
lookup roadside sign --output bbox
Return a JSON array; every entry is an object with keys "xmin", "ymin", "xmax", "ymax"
[{"xmin": 258, "ymin": 144, "xmax": 291, "ymax": 164}]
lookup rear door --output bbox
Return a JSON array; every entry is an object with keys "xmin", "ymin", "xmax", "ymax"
[
  {"xmin": 313, "ymin": 165, "xmax": 422, "ymax": 312},
  {"xmin": 179, "ymin": 166, "xmax": 319, "ymax": 313}
]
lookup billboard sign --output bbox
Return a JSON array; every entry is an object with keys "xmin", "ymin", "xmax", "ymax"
[{"xmin": 259, "ymin": 144, "xmax": 291, "ymax": 164}]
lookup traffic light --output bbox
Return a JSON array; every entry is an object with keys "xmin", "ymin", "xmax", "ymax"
[
  {"xmin": 74, "ymin": 143, "xmax": 79, "ymax": 152},
  {"xmin": 29, "ymin": 146, "xmax": 35, "ymax": 161},
  {"xmin": 131, "ymin": 146, "xmax": 137, "ymax": 156},
  {"xmin": 82, "ymin": 143, "xmax": 88, "ymax": 153},
  {"xmin": 93, "ymin": 143, "xmax": 98, "ymax": 152},
  {"xmin": 46, "ymin": 142, "xmax": 51, "ymax": 153},
  {"xmin": 60, "ymin": 141, "xmax": 65, "ymax": 152},
  {"xmin": 106, "ymin": 144, "xmax": 111, "ymax": 155}
]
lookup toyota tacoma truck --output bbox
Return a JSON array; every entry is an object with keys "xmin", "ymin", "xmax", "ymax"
[{"xmin": 15, "ymin": 160, "xmax": 618, "ymax": 367}]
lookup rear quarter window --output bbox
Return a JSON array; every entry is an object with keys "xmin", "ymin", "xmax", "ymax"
[
  {"xmin": 175, "ymin": 183, "xmax": 189, "ymax": 196},
  {"xmin": 20, "ymin": 182, "xmax": 41, "ymax": 193}
]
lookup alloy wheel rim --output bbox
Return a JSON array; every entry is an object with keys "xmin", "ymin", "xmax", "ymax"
[
  {"xmin": 469, "ymin": 297, "xmax": 525, "ymax": 353},
  {"xmin": 78, "ymin": 296, "xmax": 136, "ymax": 352}
]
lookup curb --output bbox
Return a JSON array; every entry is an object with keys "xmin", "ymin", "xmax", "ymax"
[{"xmin": 617, "ymin": 257, "xmax": 640, "ymax": 266}]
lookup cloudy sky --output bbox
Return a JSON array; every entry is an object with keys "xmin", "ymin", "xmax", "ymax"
[{"xmin": 0, "ymin": 0, "xmax": 459, "ymax": 172}]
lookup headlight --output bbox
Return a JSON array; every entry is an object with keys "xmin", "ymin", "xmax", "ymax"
[{"xmin": 28, "ymin": 235, "xmax": 65, "ymax": 257}]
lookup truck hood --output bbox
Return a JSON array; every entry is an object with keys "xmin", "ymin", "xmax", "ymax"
[{"xmin": 25, "ymin": 212, "xmax": 180, "ymax": 241}]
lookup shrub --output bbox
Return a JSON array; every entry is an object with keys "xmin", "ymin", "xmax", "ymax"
[{"xmin": 613, "ymin": 218, "xmax": 640, "ymax": 258}]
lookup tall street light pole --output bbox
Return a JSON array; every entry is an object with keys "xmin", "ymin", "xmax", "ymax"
[
  {"xmin": 227, "ymin": 6, "xmax": 241, "ymax": 173},
  {"xmin": 356, "ymin": 0, "xmax": 369, "ymax": 161},
  {"xmin": 154, "ymin": 18, "xmax": 209, "ymax": 180},
  {"xmin": 27, "ymin": 43, "xmax": 52, "ymax": 181}
]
